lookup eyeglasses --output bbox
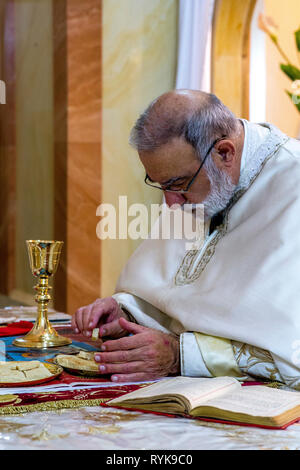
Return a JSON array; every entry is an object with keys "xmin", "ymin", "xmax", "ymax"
[{"xmin": 144, "ymin": 136, "xmax": 227, "ymax": 194}]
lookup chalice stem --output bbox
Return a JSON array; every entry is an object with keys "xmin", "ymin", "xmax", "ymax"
[{"xmin": 32, "ymin": 275, "xmax": 55, "ymax": 336}]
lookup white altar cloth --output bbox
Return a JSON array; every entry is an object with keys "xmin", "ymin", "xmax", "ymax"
[{"xmin": 0, "ymin": 405, "xmax": 299, "ymax": 450}]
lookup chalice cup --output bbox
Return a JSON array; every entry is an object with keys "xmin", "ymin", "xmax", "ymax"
[{"xmin": 13, "ymin": 240, "xmax": 72, "ymax": 348}]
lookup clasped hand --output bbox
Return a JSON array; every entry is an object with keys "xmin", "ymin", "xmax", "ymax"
[{"xmin": 72, "ymin": 297, "xmax": 180, "ymax": 382}]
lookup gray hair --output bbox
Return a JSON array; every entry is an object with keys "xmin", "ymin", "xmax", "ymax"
[{"xmin": 129, "ymin": 93, "xmax": 238, "ymax": 166}]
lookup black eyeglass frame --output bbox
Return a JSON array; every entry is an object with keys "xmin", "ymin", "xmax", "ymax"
[{"xmin": 144, "ymin": 136, "xmax": 227, "ymax": 194}]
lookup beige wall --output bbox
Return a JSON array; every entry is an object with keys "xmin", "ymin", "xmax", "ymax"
[
  {"xmin": 265, "ymin": 0, "xmax": 300, "ymax": 138},
  {"xmin": 101, "ymin": 0, "xmax": 178, "ymax": 297}
]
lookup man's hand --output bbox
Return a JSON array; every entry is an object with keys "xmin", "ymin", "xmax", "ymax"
[
  {"xmin": 71, "ymin": 297, "xmax": 129, "ymax": 338},
  {"xmin": 94, "ymin": 317, "xmax": 180, "ymax": 382}
]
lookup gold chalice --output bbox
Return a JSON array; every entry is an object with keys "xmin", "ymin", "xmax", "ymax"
[{"xmin": 13, "ymin": 240, "xmax": 72, "ymax": 348}]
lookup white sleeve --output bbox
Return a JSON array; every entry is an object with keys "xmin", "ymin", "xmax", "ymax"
[
  {"xmin": 112, "ymin": 292, "xmax": 173, "ymax": 334},
  {"xmin": 180, "ymin": 332, "xmax": 212, "ymax": 377}
]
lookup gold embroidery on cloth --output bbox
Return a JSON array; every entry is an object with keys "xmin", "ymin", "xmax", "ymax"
[
  {"xmin": 175, "ymin": 231, "xmax": 224, "ymax": 286},
  {"xmin": 232, "ymin": 342, "xmax": 283, "ymax": 383},
  {"xmin": 265, "ymin": 382, "xmax": 283, "ymax": 389},
  {"xmin": 21, "ymin": 429, "xmax": 70, "ymax": 441},
  {"xmin": 233, "ymin": 342, "xmax": 300, "ymax": 389},
  {"xmin": 0, "ymin": 398, "xmax": 110, "ymax": 416},
  {"xmin": 77, "ymin": 409, "xmax": 140, "ymax": 436},
  {"xmin": 175, "ymin": 133, "xmax": 289, "ymax": 286},
  {"xmin": 0, "ymin": 419, "xmax": 30, "ymax": 432},
  {"xmin": 278, "ymin": 375, "xmax": 300, "ymax": 391},
  {"xmin": 0, "ymin": 394, "xmax": 21, "ymax": 405},
  {"xmin": 77, "ymin": 408, "xmax": 140, "ymax": 424},
  {"xmin": 81, "ymin": 425, "xmax": 121, "ymax": 435}
]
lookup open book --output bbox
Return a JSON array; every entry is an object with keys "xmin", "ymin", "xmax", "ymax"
[{"xmin": 106, "ymin": 376, "xmax": 300, "ymax": 428}]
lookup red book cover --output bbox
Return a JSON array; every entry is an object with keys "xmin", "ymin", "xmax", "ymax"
[
  {"xmin": 100, "ymin": 401, "xmax": 299, "ymax": 430},
  {"xmin": 100, "ymin": 381, "xmax": 300, "ymax": 430}
]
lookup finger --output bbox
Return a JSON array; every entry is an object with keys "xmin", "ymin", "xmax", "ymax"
[
  {"xmin": 110, "ymin": 372, "xmax": 155, "ymax": 383},
  {"xmin": 118, "ymin": 317, "xmax": 146, "ymax": 335},
  {"xmin": 88, "ymin": 298, "xmax": 117, "ymax": 330},
  {"xmin": 71, "ymin": 312, "xmax": 78, "ymax": 333},
  {"xmin": 98, "ymin": 361, "xmax": 144, "ymax": 375},
  {"xmin": 75, "ymin": 307, "xmax": 86, "ymax": 333},
  {"xmin": 89, "ymin": 302, "xmax": 107, "ymax": 330},
  {"xmin": 82, "ymin": 305, "xmax": 95, "ymax": 336},
  {"xmin": 101, "ymin": 333, "xmax": 146, "ymax": 352},
  {"xmin": 99, "ymin": 319, "xmax": 124, "ymax": 338},
  {"xmin": 95, "ymin": 347, "xmax": 145, "ymax": 364},
  {"xmin": 71, "ymin": 307, "xmax": 81, "ymax": 332}
]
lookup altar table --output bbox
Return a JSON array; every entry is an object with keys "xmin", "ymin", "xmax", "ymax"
[{"xmin": 0, "ymin": 307, "xmax": 299, "ymax": 450}]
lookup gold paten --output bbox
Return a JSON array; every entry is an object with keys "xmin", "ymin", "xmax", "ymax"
[{"xmin": 13, "ymin": 240, "xmax": 72, "ymax": 349}]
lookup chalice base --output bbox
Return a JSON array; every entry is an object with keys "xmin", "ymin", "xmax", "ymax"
[{"xmin": 13, "ymin": 325, "xmax": 72, "ymax": 349}]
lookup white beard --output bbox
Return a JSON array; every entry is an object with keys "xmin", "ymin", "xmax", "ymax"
[{"xmin": 202, "ymin": 163, "xmax": 237, "ymax": 220}]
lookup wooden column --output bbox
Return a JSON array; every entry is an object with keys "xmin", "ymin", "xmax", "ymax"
[
  {"xmin": 212, "ymin": 0, "xmax": 257, "ymax": 118},
  {"xmin": 0, "ymin": 0, "xmax": 16, "ymax": 295},
  {"xmin": 53, "ymin": 0, "xmax": 102, "ymax": 314}
]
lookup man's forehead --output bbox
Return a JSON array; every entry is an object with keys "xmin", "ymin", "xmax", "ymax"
[
  {"xmin": 139, "ymin": 138, "xmax": 197, "ymax": 165},
  {"xmin": 139, "ymin": 138, "xmax": 198, "ymax": 182}
]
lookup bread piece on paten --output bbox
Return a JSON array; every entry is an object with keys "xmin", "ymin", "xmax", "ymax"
[{"xmin": 56, "ymin": 353, "xmax": 99, "ymax": 372}]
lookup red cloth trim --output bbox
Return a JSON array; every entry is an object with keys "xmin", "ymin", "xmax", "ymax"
[
  {"xmin": 0, "ymin": 321, "xmax": 33, "ymax": 337},
  {"xmin": 0, "ymin": 384, "xmax": 142, "ymax": 411}
]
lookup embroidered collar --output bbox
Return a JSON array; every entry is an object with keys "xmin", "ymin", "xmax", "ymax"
[{"xmin": 175, "ymin": 123, "xmax": 289, "ymax": 286}]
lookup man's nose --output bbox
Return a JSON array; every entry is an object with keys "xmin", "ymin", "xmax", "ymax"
[{"xmin": 164, "ymin": 191, "xmax": 186, "ymax": 207}]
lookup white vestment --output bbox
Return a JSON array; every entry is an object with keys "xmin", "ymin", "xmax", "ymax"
[{"xmin": 113, "ymin": 121, "xmax": 300, "ymax": 389}]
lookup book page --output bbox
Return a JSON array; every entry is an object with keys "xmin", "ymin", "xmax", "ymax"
[
  {"xmin": 108, "ymin": 376, "xmax": 240, "ymax": 409},
  {"xmin": 194, "ymin": 385, "xmax": 300, "ymax": 417}
]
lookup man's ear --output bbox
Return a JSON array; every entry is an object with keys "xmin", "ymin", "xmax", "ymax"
[{"xmin": 214, "ymin": 140, "xmax": 236, "ymax": 166}]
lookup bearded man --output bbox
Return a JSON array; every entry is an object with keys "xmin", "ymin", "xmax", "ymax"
[{"xmin": 72, "ymin": 89, "xmax": 300, "ymax": 389}]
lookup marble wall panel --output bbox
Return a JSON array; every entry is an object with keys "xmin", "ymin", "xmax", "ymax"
[
  {"xmin": 13, "ymin": 0, "xmax": 54, "ymax": 299},
  {"xmin": 56, "ymin": 0, "xmax": 102, "ymax": 314},
  {"xmin": 0, "ymin": 1, "xmax": 16, "ymax": 295},
  {"xmin": 102, "ymin": 0, "xmax": 178, "ymax": 297},
  {"xmin": 53, "ymin": 0, "xmax": 68, "ymax": 311},
  {"xmin": 66, "ymin": 0, "xmax": 102, "ymax": 144},
  {"xmin": 65, "ymin": 142, "xmax": 101, "ymax": 312}
]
